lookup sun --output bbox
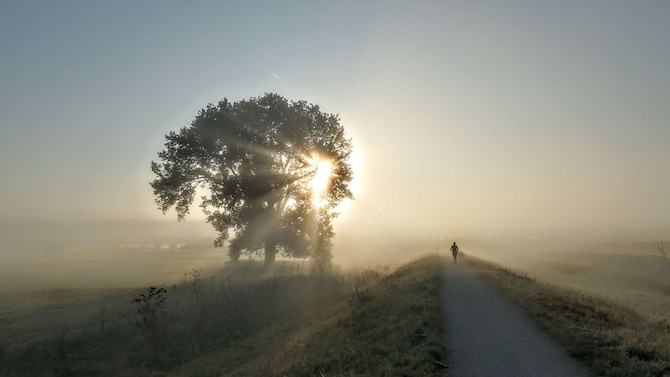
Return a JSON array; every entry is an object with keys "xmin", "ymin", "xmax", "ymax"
[
  {"xmin": 312, "ymin": 160, "xmax": 333, "ymax": 196},
  {"xmin": 301, "ymin": 152, "xmax": 334, "ymax": 202}
]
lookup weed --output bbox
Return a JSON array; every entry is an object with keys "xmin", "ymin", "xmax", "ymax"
[
  {"xmin": 97, "ymin": 305, "xmax": 108, "ymax": 336},
  {"xmin": 1, "ymin": 257, "xmax": 447, "ymax": 377},
  {"xmin": 658, "ymin": 240, "xmax": 668, "ymax": 265},
  {"xmin": 184, "ymin": 268, "xmax": 203, "ymax": 300},
  {"xmin": 132, "ymin": 286, "xmax": 169, "ymax": 365},
  {"xmin": 351, "ymin": 285, "xmax": 373, "ymax": 303},
  {"xmin": 133, "ymin": 286, "xmax": 167, "ymax": 329}
]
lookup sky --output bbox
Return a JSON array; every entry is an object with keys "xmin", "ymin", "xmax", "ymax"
[{"xmin": 2, "ymin": 1, "xmax": 670, "ymax": 238}]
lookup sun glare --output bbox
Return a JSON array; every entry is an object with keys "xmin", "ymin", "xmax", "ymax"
[{"xmin": 312, "ymin": 160, "xmax": 333, "ymax": 196}]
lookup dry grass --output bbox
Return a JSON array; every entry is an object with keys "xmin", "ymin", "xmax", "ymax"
[
  {"xmin": 468, "ymin": 256, "xmax": 670, "ymax": 377},
  {"xmin": 0, "ymin": 261, "xmax": 347, "ymax": 376},
  {"xmin": 466, "ymin": 240, "xmax": 670, "ymax": 322},
  {"xmin": 254, "ymin": 254, "xmax": 447, "ymax": 377},
  {"xmin": 1, "ymin": 255, "xmax": 447, "ymax": 377}
]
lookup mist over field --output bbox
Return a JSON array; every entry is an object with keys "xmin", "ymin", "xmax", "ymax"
[
  {"xmin": 2, "ymin": 215, "xmax": 668, "ymax": 294},
  {"xmin": 2, "ymin": 2, "xmax": 669, "ymax": 296},
  {"xmin": 0, "ymin": 217, "xmax": 437, "ymax": 292},
  {"xmin": 0, "ymin": 219, "xmax": 214, "ymax": 291}
]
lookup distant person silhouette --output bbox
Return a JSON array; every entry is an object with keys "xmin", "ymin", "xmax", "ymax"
[{"xmin": 450, "ymin": 242, "xmax": 459, "ymax": 264}]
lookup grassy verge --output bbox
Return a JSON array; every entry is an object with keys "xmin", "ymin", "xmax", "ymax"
[
  {"xmin": 1, "ymin": 255, "xmax": 447, "ymax": 377},
  {"xmin": 255, "ymin": 254, "xmax": 447, "ymax": 377},
  {"xmin": 467, "ymin": 256, "xmax": 670, "ymax": 377},
  {"xmin": 172, "ymin": 254, "xmax": 447, "ymax": 377}
]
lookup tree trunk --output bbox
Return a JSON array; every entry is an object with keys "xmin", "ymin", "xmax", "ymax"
[{"xmin": 264, "ymin": 242, "xmax": 276, "ymax": 269}]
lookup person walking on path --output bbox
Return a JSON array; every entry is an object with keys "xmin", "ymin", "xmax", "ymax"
[{"xmin": 450, "ymin": 242, "xmax": 459, "ymax": 263}]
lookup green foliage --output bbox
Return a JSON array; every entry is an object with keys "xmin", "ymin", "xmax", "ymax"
[{"xmin": 150, "ymin": 93, "xmax": 354, "ymax": 267}]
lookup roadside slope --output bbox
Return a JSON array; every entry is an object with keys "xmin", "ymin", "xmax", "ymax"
[{"xmin": 168, "ymin": 254, "xmax": 447, "ymax": 377}]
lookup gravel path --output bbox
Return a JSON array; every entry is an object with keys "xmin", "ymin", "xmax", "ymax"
[{"xmin": 442, "ymin": 259, "xmax": 589, "ymax": 377}]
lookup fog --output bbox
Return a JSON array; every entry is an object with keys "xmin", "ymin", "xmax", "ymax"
[
  {"xmin": 0, "ymin": 219, "xmax": 216, "ymax": 290},
  {"xmin": 3, "ymin": 2, "xmax": 670, "ymax": 289},
  {"xmin": 2, "ymin": 215, "xmax": 668, "ymax": 294},
  {"xmin": 2, "ymin": 216, "xmax": 670, "ymax": 359},
  {"xmin": 0, "ymin": 217, "xmax": 423, "ymax": 292}
]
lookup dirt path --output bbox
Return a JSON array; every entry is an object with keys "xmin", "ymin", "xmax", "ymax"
[{"xmin": 441, "ymin": 259, "xmax": 589, "ymax": 377}]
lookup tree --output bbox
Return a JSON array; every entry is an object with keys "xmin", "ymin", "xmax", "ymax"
[{"xmin": 150, "ymin": 93, "xmax": 353, "ymax": 268}]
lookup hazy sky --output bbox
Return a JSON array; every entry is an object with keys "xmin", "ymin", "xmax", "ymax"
[{"xmin": 2, "ymin": 1, "xmax": 669, "ymax": 236}]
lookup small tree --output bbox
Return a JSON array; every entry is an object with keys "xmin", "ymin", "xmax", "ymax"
[{"xmin": 151, "ymin": 93, "xmax": 353, "ymax": 268}]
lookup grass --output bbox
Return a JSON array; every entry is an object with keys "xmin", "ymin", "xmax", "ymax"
[
  {"xmin": 0, "ymin": 255, "xmax": 447, "ymax": 377},
  {"xmin": 254, "ymin": 254, "xmax": 447, "ymax": 377},
  {"xmin": 467, "ymin": 255, "xmax": 670, "ymax": 377}
]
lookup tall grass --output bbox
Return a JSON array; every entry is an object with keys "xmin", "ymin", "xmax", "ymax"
[
  {"xmin": 1, "ymin": 256, "xmax": 447, "ymax": 377},
  {"xmin": 0, "ymin": 261, "xmax": 348, "ymax": 376},
  {"xmin": 255, "ymin": 254, "xmax": 447, "ymax": 377}
]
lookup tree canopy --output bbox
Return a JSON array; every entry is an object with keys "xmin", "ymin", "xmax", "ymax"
[{"xmin": 150, "ymin": 93, "xmax": 353, "ymax": 268}]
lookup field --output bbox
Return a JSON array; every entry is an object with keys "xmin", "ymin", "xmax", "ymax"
[
  {"xmin": 1, "ymin": 246, "xmax": 228, "ymax": 349},
  {"xmin": 4, "ymin": 234, "xmax": 670, "ymax": 376},
  {"xmin": 0, "ymin": 253, "xmax": 446, "ymax": 377},
  {"xmin": 464, "ymin": 239, "xmax": 670, "ymax": 322}
]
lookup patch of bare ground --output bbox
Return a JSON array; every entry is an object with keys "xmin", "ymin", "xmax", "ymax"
[{"xmin": 468, "ymin": 255, "xmax": 670, "ymax": 377}]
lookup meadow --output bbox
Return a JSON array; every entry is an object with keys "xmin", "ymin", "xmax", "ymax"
[
  {"xmin": 465, "ymin": 238, "xmax": 670, "ymax": 322},
  {"xmin": 4, "ymin": 232, "xmax": 670, "ymax": 377},
  {"xmin": 0, "ymin": 248, "xmax": 446, "ymax": 377}
]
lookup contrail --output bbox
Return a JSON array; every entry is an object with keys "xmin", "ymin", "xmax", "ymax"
[{"xmin": 271, "ymin": 72, "xmax": 279, "ymax": 80}]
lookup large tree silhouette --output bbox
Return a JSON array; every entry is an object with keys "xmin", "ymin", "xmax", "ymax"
[{"xmin": 150, "ymin": 93, "xmax": 353, "ymax": 268}]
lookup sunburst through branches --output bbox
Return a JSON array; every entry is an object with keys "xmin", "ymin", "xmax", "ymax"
[{"xmin": 303, "ymin": 153, "xmax": 335, "ymax": 206}]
